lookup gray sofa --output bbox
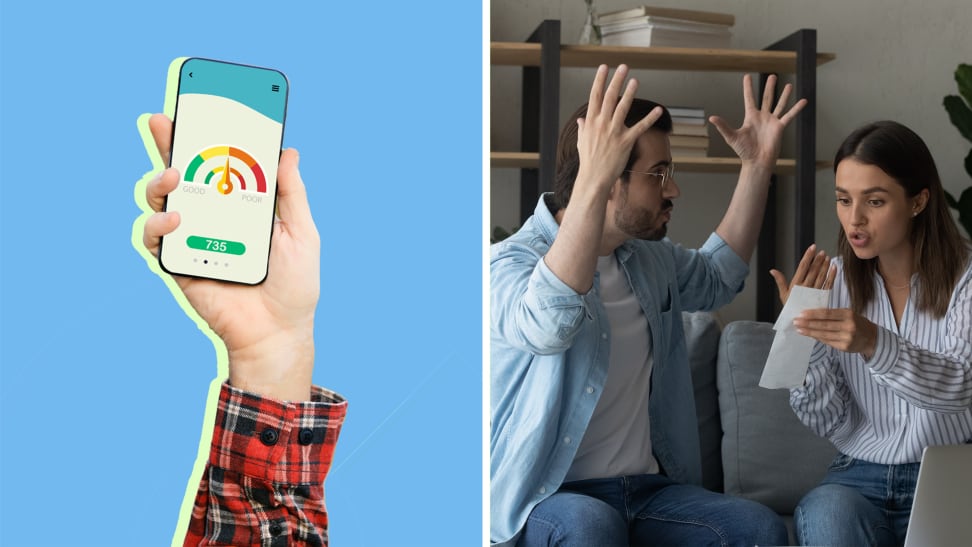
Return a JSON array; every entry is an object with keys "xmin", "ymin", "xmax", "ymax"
[{"xmin": 682, "ymin": 312, "xmax": 838, "ymax": 543}]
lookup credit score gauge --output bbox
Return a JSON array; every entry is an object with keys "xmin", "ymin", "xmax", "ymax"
[
  {"xmin": 184, "ymin": 145, "xmax": 267, "ymax": 195},
  {"xmin": 159, "ymin": 57, "xmax": 288, "ymax": 285}
]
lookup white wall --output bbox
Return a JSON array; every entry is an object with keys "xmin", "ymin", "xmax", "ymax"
[{"xmin": 490, "ymin": 0, "xmax": 972, "ymax": 323}]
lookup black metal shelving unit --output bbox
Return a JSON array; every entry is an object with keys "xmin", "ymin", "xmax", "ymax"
[{"xmin": 491, "ymin": 20, "xmax": 834, "ymax": 322}]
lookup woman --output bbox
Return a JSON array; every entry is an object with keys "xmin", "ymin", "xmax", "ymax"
[{"xmin": 773, "ymin": 120, "xmax": 972, "ymax": 546}]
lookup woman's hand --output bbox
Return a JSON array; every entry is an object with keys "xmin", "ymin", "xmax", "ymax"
[
  {"xmin": 794, "ymin": 308, "xmax": 879, "ymax": 359},
  {"xmin": 770, "ymin": 244, "xmax": 837, "ymax": 306}
]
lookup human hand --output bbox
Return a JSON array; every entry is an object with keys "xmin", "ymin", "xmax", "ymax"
[
  {"xmin": 793, "ymin": 308, "xmax": 879, "ymax": 358},
  {"xmin": 709, "ymin": 74, "xmax": 807, "ymax": 168},
  {"xmin": 140, "ymin": 114, "xmax": 319, "ymax": 401},
  {"xmin": 574, "ymin": 64, "xmax": 664, "ymax": 199},
  {"xmin": 770, "ymin": 244, "xmax": 837, "ymax": 306}
]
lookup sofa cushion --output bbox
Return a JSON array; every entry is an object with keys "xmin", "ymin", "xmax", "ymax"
[
  {"xmin": 681, "ymin": 311, "xmax": 724, "ymax": 493},
  {"xmin": 717, "ymin": 320, "xmax": 837, "ymax": 514}
]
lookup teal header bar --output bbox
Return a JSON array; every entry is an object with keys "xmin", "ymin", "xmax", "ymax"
[{"xmin": 178, "ymin": 58, "xmax": 288, "ymax": 123}]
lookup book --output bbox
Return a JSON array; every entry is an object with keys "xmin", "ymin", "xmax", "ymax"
[
  {"xmin": 671, "ymin": 147, "xmax": 708, "ymax": 158},
  {"xmin": 597, "ymin": 6, "xmax": 735, "ymax": 27},
  {"xmin": 599, "ymin": 16, "xmax": 732, "ymax": 36},
  {"xmin": 669, "ymin": 134, "xmax": 709, "ymax": 149},
  {"xmin": 600, "ymin": 25, "xmax": 732, "ymax": 49},
  {"xmin": 671, "ymin": 122, "xmax": 708, "ymax": 137},
  {"xmin": 667, "ymin": 106, "xmax": 705, "ymax": 118},
  {"xmin": 671, "ymin": 116, "xmax": 707, "ymax": 126}
]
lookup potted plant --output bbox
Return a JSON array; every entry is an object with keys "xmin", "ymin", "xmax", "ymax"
[{"xmin": 944, "ymin": 63, "xmax": 972, "ymax": 237}]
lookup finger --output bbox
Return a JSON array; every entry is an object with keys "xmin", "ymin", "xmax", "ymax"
[
  {"xmin": 742, "ymin": 73, "xmax": 756, "ymax": 112},
  {"xmin": 630, "ymin": 106, "xmax": 664, "ymax": 137},
  {"xmin": 587, "ymin": 65, "xmax": 609, "ymax": 120},
  {"xmin": 601, "ymin": 64, "xmax": 629, "ymax": 118},
  {"xmin": 142, "ymin": 211, "xmax": 181, "ymax": 257},
  {"xmin": 779, "ymin": 98, "xmax": 808, "ymax": 126},
  {"xmin": 797, "ymin": 328, "xmax": 848, "ymax": 350},
  {"xmin": 148, "ymin": 113, "xmax": 173, "ymax": 165},
  {"xmin": 769, "ymin": 269, "xmax": 789, "ymax": 303},
  {"xmin": 146, "ymin": 168, "xmax": 181, "ymax": 213},
  {"xmin": 792, "ymin": 244, "xmax": 818, "ymax": 284},
  {"xmin": 810, "ymin": 251, "xmax": 830, "ymax": 288},
  {"xmin": 794, "ymin": 318, "xmax": 846, "ymax": 334},
  {"xmin": 613, "ymin": 77, "xmax": 639, "ymax": 127},
  {"xmin": 576, "ymin": 117, "xmax": 586, "ymax": 143},
  {"xmin": 761, "ymin": 74, "xmax": 777, "ymax": 112},
  {"xmin": 772, "ymin": 83, "xmax": 793, "ymax": 117},
  {"xmin": 799, "ymin": 308, "xmax": 850, "ymax": 322},
  {"xmin": 275, "ymin": 148, "xmax": 317, "ymax": 238},
  {"xmin": 823, "ymin": 264, "xmax": 838, "ymax": 291},
  {"xmin": 708, "ymin": 115, "xmax": 735, "ymax": 144}
]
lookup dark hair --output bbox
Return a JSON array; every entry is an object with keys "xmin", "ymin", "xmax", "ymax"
[
  {"xmin": 552, "ymin": 98, "xmax": 672, "ymax": 211},
  {"xmin": 834, "ymin": 120, "xmax": 968, "ymax": 317}
]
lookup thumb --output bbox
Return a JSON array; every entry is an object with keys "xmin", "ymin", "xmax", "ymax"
[
  {"xmin": 275, "ymin": 148, "xmax": 317, "ymax": 236},
  {"xmin": 769, "ymin": 269, "xmax": 788, "ymax": 304},
  {"xmin": 708, "ymin": 115, "xmax": 734, "ymax": 144}
]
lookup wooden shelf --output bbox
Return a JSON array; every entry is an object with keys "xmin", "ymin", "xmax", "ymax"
[
  {"xmin": 491, "ymin": 151, "xmax": 830, "ymax": 175},
  {"xmin": 491, "ymin": 42, "xmax": 836, "ymax": 73},
  {"xmin": 491, "ymin": 152, "xmax": 541, "ymax": 169}
]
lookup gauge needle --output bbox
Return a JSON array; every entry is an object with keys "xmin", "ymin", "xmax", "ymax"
[{"xmin": 221, "ymin": 156, "xmax": 231, "ymax": 188}]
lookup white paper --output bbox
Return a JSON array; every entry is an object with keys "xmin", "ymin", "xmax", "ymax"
[{"xmin": 759, "ymin": 286, "xmax": 830, "ymax": 389}]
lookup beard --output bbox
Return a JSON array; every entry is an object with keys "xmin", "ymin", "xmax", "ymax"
[{"xmin": 614, "ymin": 192, "xmax": 672, "ymax": 241}]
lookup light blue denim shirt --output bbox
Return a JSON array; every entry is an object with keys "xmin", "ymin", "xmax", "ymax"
[{"xmin": 490, "ymin": 195, "xmax": 749, "ymax": 546}]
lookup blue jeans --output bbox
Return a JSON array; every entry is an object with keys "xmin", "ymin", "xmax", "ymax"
[
  {"xmin": 795, "ymin": 454, "xmax": 919, "ymax": 547},
  {"xmin": 517, "ymin": 474, "xmax": 787, "ymax": 547}
]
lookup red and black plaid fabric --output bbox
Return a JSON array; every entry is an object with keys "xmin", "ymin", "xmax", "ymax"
[{"xmin": 185, "ymin": 382, "xmax": 347, "ymax": 546}]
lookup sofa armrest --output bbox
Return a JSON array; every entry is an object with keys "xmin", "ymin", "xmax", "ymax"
[
  {"xmin": 717, "ymin": 321, "xmax": 836, "ymax": 514},
  {"xmin": 682, "ymin": 311, "xmax": 724, "ymax": 493}
]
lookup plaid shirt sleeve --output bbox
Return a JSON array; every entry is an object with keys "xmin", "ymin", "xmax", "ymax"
[{"xmin": 184, "ymin": 381, "xmax": 347, "ymax": 547}]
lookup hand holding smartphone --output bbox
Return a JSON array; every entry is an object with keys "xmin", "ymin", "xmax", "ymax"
[
  {"xmin": 160, "ymin": 58, "xmax": 288, "ymax": 284},
  {"xmin": 139, "ymin": 58, "xmax": 320, "ymax": 400}
]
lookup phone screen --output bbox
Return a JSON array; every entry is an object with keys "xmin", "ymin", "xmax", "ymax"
[{"xmin": 159, "ymin": 58, "xmax": 288, "ymax": 285}]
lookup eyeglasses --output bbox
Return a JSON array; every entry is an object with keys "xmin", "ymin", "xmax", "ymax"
[{"xmin": 624, "ymin": 163, "xmax": 676, "ymax": 190}]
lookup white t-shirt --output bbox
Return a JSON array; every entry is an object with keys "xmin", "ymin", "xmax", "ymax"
[{"xmin": 565, "ymin": 253, "xmax": 660, "ymax": 482}]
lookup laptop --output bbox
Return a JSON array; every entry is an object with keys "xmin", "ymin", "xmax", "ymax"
[{"xmin": 903, "ymin": 444, "xmax": 972, "ymax": 547}]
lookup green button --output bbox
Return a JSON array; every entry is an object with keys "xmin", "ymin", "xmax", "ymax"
[{"xmin": 187, "ymin": 236, "xmax": 246, "ymax": 255}]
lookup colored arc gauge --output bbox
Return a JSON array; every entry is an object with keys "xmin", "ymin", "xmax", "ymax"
[{"xmin": 184, "ymin": 145, "xmax": 267, "ymax": 195}]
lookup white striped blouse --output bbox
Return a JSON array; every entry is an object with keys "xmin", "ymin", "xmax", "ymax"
[{"xmin": 789, "ymin": 255, "xmax": 972, "ymax": 464}]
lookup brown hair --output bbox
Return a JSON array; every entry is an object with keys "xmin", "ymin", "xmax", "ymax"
[
  {"xmin": 552, "ymin": 98, "xmax": 672, "ymax": 211},
  {"xmin": 834, "ymin": 121, "xmax": 968, "ymax": 317}
]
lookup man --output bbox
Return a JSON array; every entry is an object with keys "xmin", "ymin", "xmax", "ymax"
[
  {"xmin": 139, "ymin": 113, "xmax": 346, "ymax": 546},
  {"xmin": 490, "ymin": 65, "xmax": 806, "ymax": 546}
]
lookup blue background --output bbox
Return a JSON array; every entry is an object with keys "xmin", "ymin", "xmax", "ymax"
[{"xmin": 0, "ymin": 2, "xmax": 482, "ymax": 546}]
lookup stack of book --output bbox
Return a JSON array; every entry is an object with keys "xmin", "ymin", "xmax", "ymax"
[
  {"xmin": 667, "ymin": 106, "xmax": 708, "ymax": 158},
  {"xmin": 597, "ymin": 6, "xmax": 734, "ymax": 49}
]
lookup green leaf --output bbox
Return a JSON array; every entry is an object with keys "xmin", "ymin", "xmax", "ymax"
[
  {"xmin": 957, "ymin": 64, "xmax": 972, "ymax": 108},
  {"xmin": 960, "ymin": 216, "xmax": 972, "ymax": 240},
  {"xmin": 960, "ymin": 186, "xmax": 972, "ymax": 208},
  {"xmin": 953, "ymin": 188, "xmax": 972, "ymax": 238},
  {"xmin": 944, "ymin": 65, "xmax": 972, "ymax": 238},
  {"xmin": 944, "ymin": 95, "xmax": 972, "ymax": 143},
  {"xmin": 946, "ymin": 190, "xmax": 958, "ymax": 209}
]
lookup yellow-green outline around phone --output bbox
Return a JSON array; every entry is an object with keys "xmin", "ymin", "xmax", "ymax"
[{"xmin": 130, "ymin": 56, "xmax": 227, "ymax": 547}]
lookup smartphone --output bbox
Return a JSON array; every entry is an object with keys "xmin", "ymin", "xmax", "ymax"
[{"xmin": 159, "ymin": 58, "xmax": 288, "ymax": 285}]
